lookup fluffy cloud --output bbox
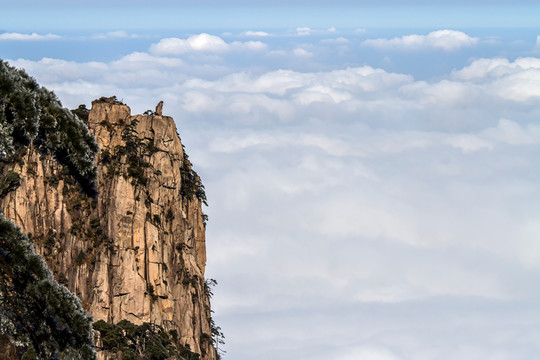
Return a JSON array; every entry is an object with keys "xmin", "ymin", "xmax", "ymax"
[
  {"xmin": 240, "ymin": 30, "xmax": 270, "ymax": 37},
  {"xmin": 0, "ymin": 32, "xmax": 60, "ymax": 41},
  {"xmin": 91, "ymin": 30, "xmax": 139, "ymax": 39},
  {"xmin": 231, "ymin": 40, "xmax": 268, "ymax": 52},
  {"xmin": 296, "ymin": 27, "xmax": 312, "ymax": 36},
  {"xmin": 446, "ymin": 118, "xmax": 540, "ymax": 152},
  {"xmin": 149, "ymin": 33, "xmax": 229, "ymax": 55},
  {"xmin": 13, "ymin": 54, "xmax": 540, "ymax": 127},
  {"xmin": 363, "ymin": 30, "xmax": 479, "ymax": 51},
  {"xmin": 452, "ymin": 57, "xmax": 540, "ymax": 80},
  {"xmin": 320, "ymin": 37, "xmax": 349, "ymax": 44},
  {"xmin": 450, "ymin": 57, "xmax": 540, "ymax": 102},
  {"xmin": 292, "ymin": 48, "xmax": 313, "ymax": 58},
  {"xmin": 149, "ymin": 33, "xmax": 267, "ymax": 55}
]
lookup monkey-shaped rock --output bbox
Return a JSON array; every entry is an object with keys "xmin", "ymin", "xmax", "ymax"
[{"xmin": 155, "ymin": 100, "xmax": 164, "ymax": 116}]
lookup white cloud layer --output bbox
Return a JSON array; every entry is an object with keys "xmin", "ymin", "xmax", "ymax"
[
  {"xmin": 7, "ymin": 41, "xmax": 540, "ymax": 360},
  {"xmin": 241, "ymin": 30, "xmax": 270, "ymax": 37},
  {"xmin": 296, "ymin": 27, "xmax": 312, "ymax": 36},
  {"xmin": 91, "ymin": 30, "xmax": 139, "ymax": 39},
  {"xmin": 363, "ymin": 30, "xmax": 479, "ymax": 51},
  {"xmin": 0, "ymin": 32, "xmax": 60, "ymax": 41}
]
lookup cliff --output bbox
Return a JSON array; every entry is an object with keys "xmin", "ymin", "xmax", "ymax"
[{"xmin": 0, "ymin": 98, "xmax": 217, "ymax": 359}]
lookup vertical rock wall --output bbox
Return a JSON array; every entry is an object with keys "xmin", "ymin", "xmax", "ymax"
[{"xmin": 0, "ymin": 101, "xmax": 217, "ymax": 359}]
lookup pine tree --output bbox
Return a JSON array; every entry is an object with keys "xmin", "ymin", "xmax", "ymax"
[
  {"xmin": 0, "ymin": 59, "xmax": 98, "ymax": 196},
  {"xmin": 0, "ymin": 59, "xmax": 98, "ymax": 359},
  {"xmin": 0, "ymin": 215, "xmax": 96, "ymax": 359}
]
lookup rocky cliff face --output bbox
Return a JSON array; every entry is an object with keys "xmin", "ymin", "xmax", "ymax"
[{"xmin": 0, "ymin": 99, "xmax": 217, "ymax": 359}]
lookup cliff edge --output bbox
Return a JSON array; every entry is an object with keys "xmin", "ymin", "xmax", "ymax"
[{"xmin": 0, "ymin": 98, "xmax": 217, "ymax": 359}]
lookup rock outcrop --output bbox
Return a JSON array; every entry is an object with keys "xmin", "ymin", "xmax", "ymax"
[{"xmin": 0, "ymin": 99, "xmax": 217, "ymax": 359}]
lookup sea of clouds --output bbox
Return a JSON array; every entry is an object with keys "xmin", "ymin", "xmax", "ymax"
[{"xmin": 5, "ymin": 28, "xmax": 540, "ymax": 360}]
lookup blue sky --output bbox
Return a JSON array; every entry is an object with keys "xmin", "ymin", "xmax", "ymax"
[
  {"xmin": 2, "ymin": 2, "xmax": 540, "ymax": 31},
  {"xmin": 2, "ymin": 2, "xmax": 540, "ymax": 360}
]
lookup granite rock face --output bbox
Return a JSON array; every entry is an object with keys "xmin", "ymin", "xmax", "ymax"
[{"xmin": 0, "ymin": 100, "xmax": 216, "ymax": 359}]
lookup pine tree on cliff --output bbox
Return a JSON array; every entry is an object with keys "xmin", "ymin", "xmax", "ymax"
[
  {"xmin": 0, "ymin": 59, "xmax": 98, "ymax": 196},
  {"xmin": 0, "ymin": 59, "xmax": 98, "ymax": 359},
  {"xmin": 0, "ymin": 215, "xmax": 96, "ymax": 359}
]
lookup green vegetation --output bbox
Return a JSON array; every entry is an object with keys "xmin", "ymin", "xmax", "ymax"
[
  {"xmin": 0, "ymin": 60, "xmax": 98, "ymax": 196},
  {"xmin": 180, "ymin": 145, "xmax": 207, "ymax": 206},
  {"xmin": 0, "ymin": 170, "xmax": 20, "ymax": 198},
  {"xmin": 119, "ymin": 119, "xmax": 150, "ymax": 186},
  {"xmin": 202, "ymin": 213, "xmax": 209, "ymax": 228},
  {"xmin": 0, "ymin": 214, "xmax": 96, "ymax": 359},
  {"xmin": 62, "ymin": 188, "xmax": 112, "ymax": 266},
  {"xmin": 71, "ymin": 104, "xmax": 89, "ymax": 124},
  {"xmin": 93, "ymin": 319, "xmax": 200, "ymax": 360},
  {"xmin": 92, "ymin": 95, "xmax": 124, "ymax": 106},
  {"xmin": 107, "ymin": 118, "xmax": 155, "ymax": 187},
  {"xmin": 204, "ymin": 279, "xmax": 225, "ymax": 359},
  {"xmin": 0, "ymin": 59, "xmax": 97, "ymax": 358}
]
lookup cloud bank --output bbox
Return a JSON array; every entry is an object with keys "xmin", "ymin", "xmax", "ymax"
[
  {"xmin": 6, "ymin": 31, "xmax": 540, "ymax": 360},
  {"xmin": 363, "ymin": 30, "xmax": 479, "ymax": 51},
  {"xmin": 91, "ymin": 30, "xmax": 139, "ymax": 39},
  {"xmin": 149, "ymin": 33, "xmax": 267, "ymax": 55},
  {"xmin": 240, "ymin": 30, "xmax": 271, "ymax": 37},
  {"xmin": 0, "ymin": 32, "xmax": 61, "ymax": 41}
]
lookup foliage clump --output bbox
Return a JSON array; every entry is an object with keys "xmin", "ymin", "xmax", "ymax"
[
  {"xmin": 91, "ymin": 96, "xmax": 124, "ymax": 105},
  {"xmin": 111, "ymin": 118, "xmax": 153, "ymax": 186},
  {"xmin": 204, "ymin": 279, "xmax": 225, "ymax": 359},
  {"xmin": 0, "ymin": 59, "xmax": 98, "ymax": 195},
  {"xmin": 0, "ymin": 59, "xmax": 98, "ymax": 358},
  {"xmin": 71, "ymin": 104, "xmax": 89, "ymax": 124},
  {"xmin": 93, "ymin": 319, "xmax": 200, "ymax": 360},
  {"xmin": 180, "ymin": 145, "xmax": 207, "ymax": 206},
  {"xmin": 179, "ymin": 145, "xmax": 208, "ymax": 227},
  {"xmin": 0, "ymin": 170, "xmax": 20, "ymax": 198},
  {"xmin": 0, "ymin": 214, "xmax": 96, "ymax": 359}
]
